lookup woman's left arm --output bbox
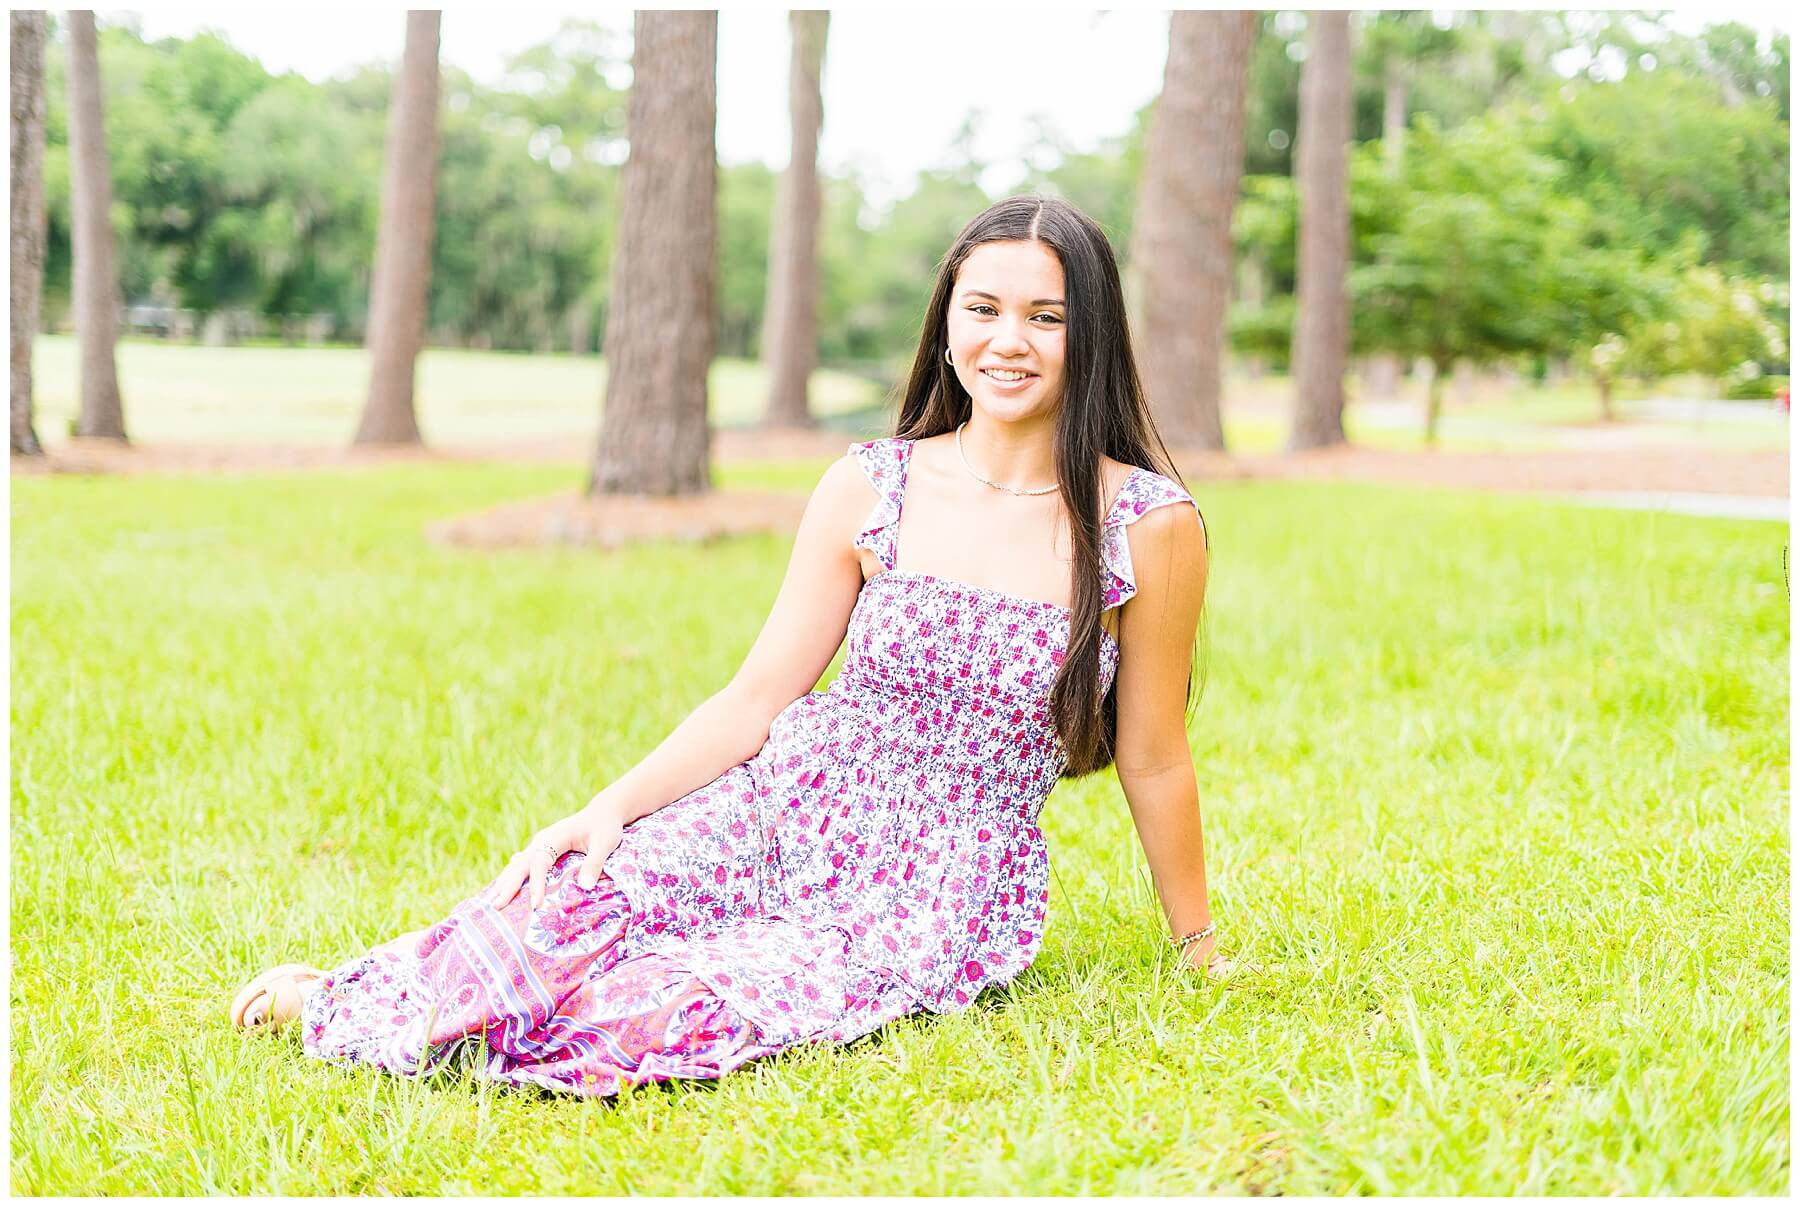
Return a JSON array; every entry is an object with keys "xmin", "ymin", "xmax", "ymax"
[{"xmin": 1111, "ymin": 501, "xmax": 1227, "ymax": 976}]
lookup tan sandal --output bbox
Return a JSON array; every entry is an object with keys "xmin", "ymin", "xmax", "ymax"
[{"xmin": 229, "ymin": 963, "xmax": 327, "ymax": 1030}]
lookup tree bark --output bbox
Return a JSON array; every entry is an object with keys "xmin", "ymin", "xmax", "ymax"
[
  {"xmin": 11, "ymin": 11, "xmax": 48, "ymax": 455},
  {"xmin": 589, "ymin": 11, "xmax": 718, "ymax": 497},
  {"xmin": 1127, "ymin": 10, "xmax": 1256, "ymax": 451},
  {"xmin": 760, "ymin": 10, "xmax": 828, "ymax": 430},
  {"xmin": 1595, "ymin": 372, "xmax": 1615, "ymax": 422},
  {"xmin": 1287, "ymin": 10, "xmax": 1353, "ymax": 452},
  {"xmin": 1381, "ymin": 63, "xmax": 1407, "ymax": 172},
  {"xmin": 354, "ymin": 10, "xmax": 441, "ymax": 446},
  {"xmin": 1424, "ymin": 356, "xmax": 1446, "ymax": 448},
  {"xmin": 65, "ymin": 10, "xmax": 126, "ymax": 441}
]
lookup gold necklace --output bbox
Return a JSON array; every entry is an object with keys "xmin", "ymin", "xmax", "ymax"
[{"xmin": 953, "ymin": 422, "xmax": 1059, "ymax": 496}]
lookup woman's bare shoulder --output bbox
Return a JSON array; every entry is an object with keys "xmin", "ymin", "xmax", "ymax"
[
  {"xmin": 1099, "ymin": 455, "xmax": 1138, "ymax": 504},
  {"xmin": 821, "ymin": 446, "xmax": 877, "ymax": 507}
]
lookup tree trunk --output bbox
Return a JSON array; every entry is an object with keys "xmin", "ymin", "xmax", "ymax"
[
  {"xmin": 353, "ymin": 11, "xmax": 441, "ymax": 446},
  {"xmin": 760, "ymin": 10, "xmax": 828, "ymax": 430},
  {"xmin": 65, "ymin": 11, "xmax": 126, "ymax": 441},
  {"xmin": 1424, "ymin": 357, "xmax": 1447, "ymax": 448},
  {"xmin": 1127, "ymin": 10, "xmax": 1256, "ymax": 451},
  {"xmin": 1382, "ymin": 63, "xmax": 1407, "ymax": 172},
  {"xmin": 11, "ymin": 11, "xmax": 48, "ymax": 456},
  {"xmin": 589, "ymin": 11, "xmax": 717, "ymax": 497},
  {"xmin": 1287, "ymin": 10, "xmax": 1352, "ymax": 452},
  {"xmin": 1596, "ymin": 372, "xmax": 1615, "ymax": 422}
]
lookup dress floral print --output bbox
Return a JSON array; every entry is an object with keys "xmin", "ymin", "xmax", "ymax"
[{"xmin": 301, "ymin": 436, "xmax": 1203, "ymax": 1096}]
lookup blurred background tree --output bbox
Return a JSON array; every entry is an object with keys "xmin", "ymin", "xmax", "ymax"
[
  {"xmin": 22, "ymin": 9, "xmax": 1789, "ymax": 423},
  {"xmin": 1348, "ymin": 115, "xmax": 1583, "ymax": 443}
]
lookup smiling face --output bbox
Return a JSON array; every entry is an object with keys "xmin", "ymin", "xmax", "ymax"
[{"xmin": 945, "ymin": 240, "xmax": 1068, "ymax": 424}]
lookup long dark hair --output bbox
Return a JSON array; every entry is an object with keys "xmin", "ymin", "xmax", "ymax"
[{"xmin": 891, "ymin": 194, "xmax": 1208, "ymax": 778}]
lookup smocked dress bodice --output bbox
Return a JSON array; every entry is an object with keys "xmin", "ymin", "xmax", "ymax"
[{"xmin": 595, "ymin": 436, "xmax": 1204, "ymax": 1046}]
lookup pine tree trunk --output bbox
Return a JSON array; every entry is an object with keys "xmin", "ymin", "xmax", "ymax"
[
  {"xmin": 10, "ymin": 11, "xmax": 48, "ymax": 456},
  {"xmin": 354, "ymin": 11, "xmax": 441, "ymax": 446},
  {"xmin": 65, "ymin": 11, "xmax": 126, "ymax": 442},
  {"xmin": 1127, "ymin": 9, "xmax": 1256, "ymax": 451},
  {"xmin": 760, "ymin": 10, "xmax": 828, "ymax": 430},
  {"xmin": 1381, "ymin": 64, "xmax": 1407, "ymax": 172},
  {"xmin": 1424, "ymin": 357, "xmax": 1447, "ymax": 448},
  {"xmin": 1287, "ymin": 10, "xmax": 1352, "ymax": 452},
  {"xmin": 589, "ymin": 11, "xmax": 718, "ymax": 497}
]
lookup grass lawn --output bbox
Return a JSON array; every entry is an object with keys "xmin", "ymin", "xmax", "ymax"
[
  {"xmin": 25, "ymin": 336, "xmax": 885, "ymax": 447},
  {"xmin": 26, "ymin": 337, "xmax": 1787, "ymax": 456},
  {"xmin": 8, "ymin": 459, "xmax": 1788, "ymax": 1193}
]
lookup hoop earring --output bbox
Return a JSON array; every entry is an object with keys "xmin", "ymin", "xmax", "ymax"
[{"xmin": 944, "ymin": 347, "xmax": 953, "ymax": 367}]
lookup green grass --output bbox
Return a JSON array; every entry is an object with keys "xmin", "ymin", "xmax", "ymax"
[
  {"xmin": 27, "ymin": 337, "xmax": 1788, "ymax": 455},
  {"xmin": 9, "ymin": 459, "xmax": 1789, "ymax": 1193},
  {"xmin": 26, "ymin": 335, "xmax": 885, "ymax": 446}
]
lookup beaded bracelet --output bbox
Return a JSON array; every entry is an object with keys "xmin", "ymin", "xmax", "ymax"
[{"xmin": 1170, "ymin": 921, "xmax": 1216, "ymax": 949}]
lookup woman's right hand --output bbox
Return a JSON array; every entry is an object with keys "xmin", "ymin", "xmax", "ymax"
[{"xmin": 482, "ymin": 794, "xmax": 627, "ymax": 911}]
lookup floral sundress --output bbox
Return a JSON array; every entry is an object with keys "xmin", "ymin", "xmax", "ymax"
[{"xmin": 299, "ymin": 436, "xmax": 1203, "ymax": 1096}]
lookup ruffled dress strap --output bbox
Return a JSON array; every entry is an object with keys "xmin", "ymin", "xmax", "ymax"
[
  {"xmin": 1100, "ymin": 468, "xmax": 1206, "ymax": 610},
  {"xmin": 848, "ymin": 437, "xmax": 912, "ymax": 571}
]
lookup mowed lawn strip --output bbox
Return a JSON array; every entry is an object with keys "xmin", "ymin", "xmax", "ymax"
[
  {"xmin": 8, "ymin": 461, "xmax": 1787, "ymax": 1194},
  {"xmin": 26, "ymin": 336, "xmax": 1785, "ymax": 455},
  {"xmin": 24, "ymin": 335, "xmax": 882, "ymax": 447}
]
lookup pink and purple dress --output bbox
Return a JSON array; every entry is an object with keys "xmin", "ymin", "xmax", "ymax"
[{"xmin": 300, "ymin": 436, "xmax": 1202, "ymax": 1097}]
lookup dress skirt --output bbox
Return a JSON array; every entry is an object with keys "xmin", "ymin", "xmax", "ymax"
[
  {"xmin": 291, "ymin": 440, "xmax": 1205, "ymax": 1099},
  {"xmin": 299, "ymin": 851, "xmax": 784, "ymax": 1098}
]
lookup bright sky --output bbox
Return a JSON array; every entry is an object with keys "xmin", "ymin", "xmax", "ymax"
[{"xmin": 113, "ymin": 2, "xmax": 1790, "ymax": 213}]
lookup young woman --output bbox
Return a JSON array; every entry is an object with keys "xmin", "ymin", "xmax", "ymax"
[{"xmin": 229, "ymin": 195, "xmax": 1225, "ymax": 1098}]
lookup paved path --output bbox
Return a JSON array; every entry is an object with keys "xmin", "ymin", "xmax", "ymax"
[
  {"xmin": 1348, "ymin": 396, "xmax": 1787, "ymax": 451},
  {"xmin": 1546, "ymin": 491, "xmax": 1789, "ymax": 522}
]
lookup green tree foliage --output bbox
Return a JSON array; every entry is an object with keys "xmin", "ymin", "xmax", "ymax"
[
  {"xmin": 1243, "ymin": 12, "xmax": 1304, "ymax": 176},
  {"xmin": 1605, "ymin": 266, "xmax": 1789, "ymax": 394},
  {"xmin": 1543, "ymin": 232, "xmax": 1683, "ymax": 415},
  {"xmin": 718, "ymin": 162, "xmax": 776, "ymax": 359},
  {"xmin": 29, "ymin": 11, "xmax": 1789, "ymax": 388},
  {"xmin": 214, "ymin": 77, "xmax": 381, "ymax": 318},
  {"xmin": 813, "ymin": 172, "xmax": 878, "ymax": 364},
  {"xmin": 1523, "ymin": 68, "xmax": 1789, "ymax": 278},
  {"xmin": 1679, "ymin": 21, "xmax": 1789, "ymax": 118},
  {"xmin": 830, "ymin": 166, "xmax": 992, "ymax": 372},
  {"xmin": 41, "ymin": 22, "xmax": 279, "ymax": 312},
  {"xmin": 1018, "ymin": 110, "xmax": 1144, "ymax": 253},
  {"xmin": 423, "ymin": 21, "xmax": 629, "ymax": 349},
  {"xmin": 1348, "ymin": 116, "xmax": 1572, "ymax": 437},
  {"xmin": 427, "ymin": 60, "xmax": 616, "ymax": 350},
  {"xmin": 1228, "ymin": 174, "xmax": 1296, "ymax": 369}
]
